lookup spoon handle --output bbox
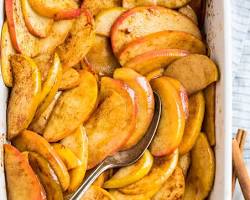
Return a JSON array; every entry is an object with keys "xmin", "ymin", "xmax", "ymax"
[{"xmin": 69, "ymin": 161, "xmax": 111, "ymax": 200}]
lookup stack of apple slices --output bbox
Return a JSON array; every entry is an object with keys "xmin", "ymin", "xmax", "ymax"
[{"xmin": 2, "ymin": 0, "xmax": 218, "ymax": 199}]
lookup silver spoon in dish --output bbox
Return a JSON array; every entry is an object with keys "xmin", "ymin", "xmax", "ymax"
[{"xmin": 69, "ymin": 92, "xmax": 162, "ymax": 200}]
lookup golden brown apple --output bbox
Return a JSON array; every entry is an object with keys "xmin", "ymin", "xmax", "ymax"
[
  {"xmin": 4, "ymin": 144, "xmax": 45, "ymax": 200},
  {"xmin": 86, "ymin": 77, "xmax": 136, "ymax": 169},
  {"xmin": 113, "ymin": 68, "xmax": 154, "ymax": 149}
]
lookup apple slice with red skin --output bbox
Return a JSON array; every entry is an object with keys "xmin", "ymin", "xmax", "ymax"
[
  {"xmin": 124, "ymin": 49, "xmax": 189, "ymax": 75},
  {"xmin": 28, "ymin": 0, "xmax": 78, "ymax": 18},
  {"xmin": 4, "ymin": 144, "xmax": 46, "ymax": 200},
  {"xmin": 54, "ymin": 8, "xmax": 82, "ymax": 20},
  {"xmin": 85, "ymin": 77, "xmax": 137, "ymax": 169},
  {"xmin": 113, "ymin": 68, "xmax": 155, "ymax": 149},
  {"xmin": 150, "ymin": 77, "xmax": 186, "ymax": 156},
  {"xmin": 111, "ymin": 6, "xmax": 201, "ymax": 54},
  {"xmin": 5, "ymin": 0, "xmax": 39, "ymax": 57},
  {"xmin": 118, "ymin": 31, "xmax": 205, "ymax": 65},
  {"xmin": 57, "ymin": 8, "xmax": 95, "ymax": 69},
  {"xmin": 21, "ymin": 0, "xmax": 54, "ymax": 38}
]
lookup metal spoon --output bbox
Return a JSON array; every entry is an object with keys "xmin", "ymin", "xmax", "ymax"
[{"xmin": 69, "ymin": 92, "xmax": 162, "ymax": 200}]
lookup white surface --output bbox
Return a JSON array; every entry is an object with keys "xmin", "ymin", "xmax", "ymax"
[
  {"xmin": 0, "ymin": 1, "xmax": 232, "ymax": 200},
  {"xmin": 232, "ymin": 0, "xmax": 250, "ymax": 199},
  {"xmin": 205, "ymin": 0, "xmax": 232, "ymax": 199}
]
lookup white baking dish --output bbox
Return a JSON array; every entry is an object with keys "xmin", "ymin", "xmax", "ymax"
[{"xmin": 0, "ymin": 0, "xmax": 232, "ymax": 199}]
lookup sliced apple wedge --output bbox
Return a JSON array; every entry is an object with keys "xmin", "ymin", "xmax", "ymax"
[
  {"xmin": 43, "ymin": 70, "xmax": 98, "ymax": 142},
  {"xmin": 124, "ymin": 49, "xmax": 189, "ymax": 75},
  {"xmin": 38, "ymin": 20, "xmax": 74, "ymax": 55},
  {"xmin": 7, "ymin": 55, "xmax": 41, "ymax": 140},
  {"xmin": 5, "ymin": 0, "xmax": 38, "ymax": 57},
  {"xmin": 86, "ymin": 77, "xmax": 136, "ymax": 169},
  {"xmin": 83, "ymin": 0, "xmax": 122, "ymax": 16},
  {"xmin": 60, "ymin": 126, "xmax": 88, "ymax": 192},
  {"xmin": 118, "ymin": 31, "xmax": 206, "ymax": 65},
  {"xmin": 113, "ymin": 68, "xmax": 155, "ymax": 149},
  {"xmin": 21, "ymin": 0, "xmax": 54, "ymax": 38},
  {"xmin": 12, "ymin": 130, "xmax": 70, "ymax": 191},
  {"xmin": 59, "ymin": 68, "xmax": 80, "ymax": 90},
  {"xmin": 86, "ymin": 35, "xmax": 120, "ymax": 76},
  {"xmin": 1, "ymin": 21, "xmax": 15, "ymax": 87},
  {"xmin": 179, "ymin": 5, "xmax": 198, "ymax": 25},
  {"xmin": 29, "ymin": 92, "xmax": 61, "ymax": 134},
  {"xmin": 57, "ymin": 9, "xmax": 95, "ymax": 69},
  {"xmin": 82, "ymin": 186, "xmax": 115, "ymax": 200},
  {"xmin": 166, "ymin": 77, "xmax": 189, "ymax": 119},
  {"xmin": 179, "ymin": 92, "xmax": 205, "ymax": 155},
  {"xmin": 4, "ymin": 144, "xmax": 45, "ymax": 200},
  {"xmin": 184, "ymin": 133, "xmax": 215, "ymax": 200},
  {"xmin": 164, "ymin": 54, "xmax": 219, "ymax": 94},
  {"xmin": 203, "ymin": 83, "xmax": 216, "ymax": 146},
  {"xmin": 95, "ymin": 7, "xmax": 126, "ymax": 37},
  {"xmin": 119, "ymin": 150, "xmax": 178, "ymax": 195},
  {"xmin": 150, "ymin": 77, "xmax": 185, "ymax": 156},
  {"xmin": 111, "ymin": 6, "xmax": 202, "ymax": 54},
  {"xmin": 28, "ymin": 0, "xmax": 78, "ymax": 18},
  {"xmin": 28, "ymin": 152, "xmax": 64, "ymax": 200},
  {"xmin": 152, "ymin": 166, "xmax": 185, "ymax": 200},
  {"xmin": 104, "ymin": 150, "xmax": 153, "ymax": 188},
  {"xmin": 38, "ymin": 53, "xmax": 62, "ymax": 105},
  {"xmin": 52, "ymin": 143, "xmax": 82, "ymax": 170}
]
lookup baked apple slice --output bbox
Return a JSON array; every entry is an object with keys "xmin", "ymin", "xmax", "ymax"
[
  {"xmin": 95, "ymin": 7, "xmax": 126, "ymax": 37},
  {"xmin": 124, "ymin": 49, "xmax": 189, "ymax": 75},
  {"xmin": 178, "ymin": 153, "xmax": 191, "ymax": 177},
  {"xmin": 179, "ymin": 92, "xmax": 205, "ymax": 155},
  {"xmin": 21, "ymin": 0, "xmax": 53, "ymax": 38},
  {"xmin": 43, "ymin": 70, "xmax": 98, "ymax": 142},
  {"xmin": 54, "ymin": 8, "xmax": 82, "ymax": 20},
  {"xmin": 57, "ymin": 8, "xmax": 95, "ymax": 69},
  {"xmin": 60, "ymin": 126, "xmax": 88, "ymax": 192},
  {"xmin": 59, "ymin": 68, "xmax": 80, "ymax": 90},
  {"xmin": 152, "ymin": 166, "xmax": 185, "ymax": 200},
  {"xmin": 82, "ymin": 0, "xmax": 122, "ymax": 16},
  {"xmin": 150, "ymin": 77, "xmax": 185, "ymax": 156},
  {"xmin": 179, "ymin": 5, "xmax": 198, "ymax": 25},
  {"xmin": 157, "ymin": 0, "xmax": 191, "ymax": 8},
  {"xmin": 113, "ymin": 68, "xmax": 155, "ymax": 149},
  {"xmin": 118, "ymin": 31, "xmax": 205, "ymax": 65},
  {"xmin": 28, "ymin": 152, "xmax": 64, "ymax": 200},
  {"xmin": 86, "ymin": 35, "xmax": 120, "ymax": 76},
  {"xmin": 164, "ymin": 54, "xmax": 219, "ymax": 94},
  {"xmin": 52, "ymin": 143, "xmax": 82, "ymax": 170},
  {"xmin": 38, "ymin": 20, "xmax": 74, "ymax": 55},
  {"xmin": 203, "ymin": 83, "xmax": 216, "ymax": 146},
  {"xmin": 146, "ymin": 68, "xmax": 164, "ymax": 82},
  {"xmin": 4, "ymin": 144, "xmax": 45, "ymax": 200},
  {"xmin": 12, "ymin": 130, "xmax": 70, "ymax": 191},
  {"xmin": 119, "ymin": 149, "xmax": 178, "ymax": 195},
  {"xmin": 5, "ymin": 0, "xmax": 39, "ymax": 57},
  {"xmin": 111, "ymin": 6, "xmax": 201, "ymax": 54},
  {"xmin": 104, "ymin": 150, "xmax": 153, "ymax": 188},
  {"xmin": 86, "ymin": 77, "xmax": 136, "ymax": 169},
  {"xmin": 7, "ymin": 55, "xmax": 41, "ymax": 140},
  {"xmin": 28, "ymin": 0, "xmax": 78, "ymax": 18},
  {"xmin": 184, "ymin": 133, "xmax": 215, "ymax": 200},
  {"xmin": 29, "ymin": 92, "xmax": 61, "ymax": 134},
  {"xmin": 1, "ymin": 21, "xmax": 15, "ymax": 87}
]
